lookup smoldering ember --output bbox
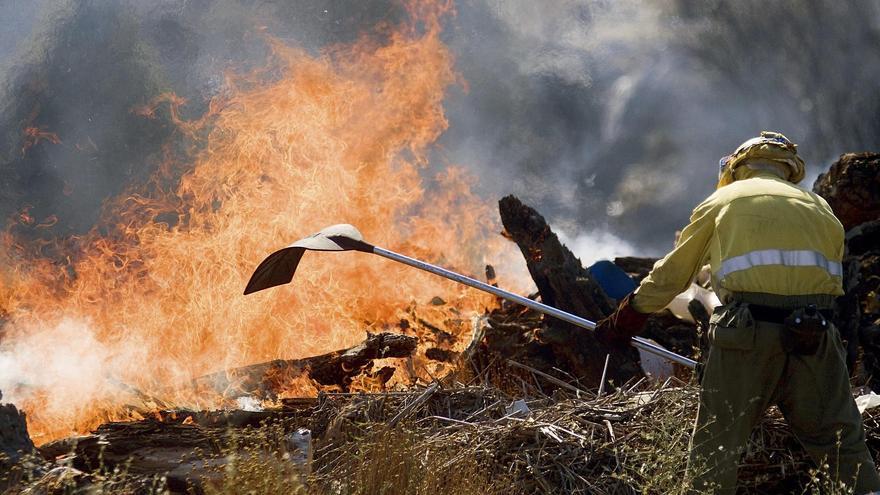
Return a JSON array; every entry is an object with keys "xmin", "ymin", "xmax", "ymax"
[{"xmin": 2, "ymin": 2, "xmax": 880, "ymax": 495}]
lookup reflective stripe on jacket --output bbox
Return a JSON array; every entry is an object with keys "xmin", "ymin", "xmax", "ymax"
[{"xmin": 632, "ymin": 169, "xmax": 844, "ymax": 313}]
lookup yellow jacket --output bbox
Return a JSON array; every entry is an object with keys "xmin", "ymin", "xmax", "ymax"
[{"xmin": 632, "ymin": 169, "xmax": 845, "ymax": 313}]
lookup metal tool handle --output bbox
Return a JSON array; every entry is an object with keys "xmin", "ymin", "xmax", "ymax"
[{"xmin": 372, "ymin": 246, "xmax": 697, "ymax": 369}]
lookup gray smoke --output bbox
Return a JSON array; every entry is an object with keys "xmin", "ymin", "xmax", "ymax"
[
  {"xmin": 440, "ymin": 0, "xmax": 880, "ymax": 256},
  {"xmin": 0, "ymin": 0, "xmax": 402, "ymax": 241},
  {"xmin": 1, "ymin": 0, "xmax": 879, "ymax": 259}
]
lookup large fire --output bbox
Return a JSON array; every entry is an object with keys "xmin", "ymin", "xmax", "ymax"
[{"xmin": 0, "ymin": 2, "xmax": 526, "ymax": 444}]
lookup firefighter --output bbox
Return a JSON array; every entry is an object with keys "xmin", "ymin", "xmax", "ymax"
[{"xmin": 596, "ymin": 131, "xmax": 880, "ymax": 494}]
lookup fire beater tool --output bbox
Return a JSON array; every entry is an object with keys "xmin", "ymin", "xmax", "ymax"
[{"xmin": 244, "ymin": 224, "xmax": 697, "ymax": 369}]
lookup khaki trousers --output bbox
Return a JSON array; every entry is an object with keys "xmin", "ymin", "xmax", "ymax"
[{"xmin": 688, "ymin": 301, "xmax": 880, "ymax": 494}]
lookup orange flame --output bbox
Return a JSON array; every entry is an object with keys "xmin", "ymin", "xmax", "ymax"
[{"xmin": 0, "ymin": 1, "xmax": 528, "ymax": 444}]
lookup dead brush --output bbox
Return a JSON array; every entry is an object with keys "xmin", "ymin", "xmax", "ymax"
[
  {"xmin": 312, "ymin": 427, "xmax": 508, "ymax": 495},
  {"xmin": 307, "ymin": 380, "xmax": 700, "ymax": 494},
  {"xmin": 11, "ymin": 377, "xmax": 880, "ymax": 493},
  {"xmin": 307, "ymin": 373, "xmax": 880, "ymax": 494},
  {"xmin": 202, "ymin": 422, "xmax": 309, "ymax": 495}
]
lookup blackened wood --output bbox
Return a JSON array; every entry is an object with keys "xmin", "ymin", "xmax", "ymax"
[
  {"xmin": 66, "ymin": 421, "xmax": 218, "ymax": 474},
  {"xmin": 193, "ymin": 332, "xmax": 418, "ymax": 398},
  {"xmin": 499, "ymin": 195, "xmax": 613, "ymax": 321},
  {"xmin": 425, "ymin": 347, "xmax": 456, "ymax": 362},
  {"xmin": 497, "ymin": 195, "xmax": 643, "ymax": 388},
  {"xmin": 42, "ymin": 421, "xmax": 227, "ymax": 494}
]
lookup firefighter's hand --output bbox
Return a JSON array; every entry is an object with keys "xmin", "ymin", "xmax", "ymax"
[
  {"xmin": 594, "ymin": 318, "xmax": 632, "ymax": 351},
  {"xmin": 594, "ymin": 294, "xmax": 650, "ymax": 352}
]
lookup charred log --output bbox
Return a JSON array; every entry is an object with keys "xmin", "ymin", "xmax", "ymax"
[
  {"xmin": 193, "ymin": 332, "xmax": 417, "ymax": 398},
  {"xmin": 499, "ymin": 195, "xmax": 613, "ymax": 320},
  {"xmin": 425, "ymin": 347, "xmax": 456, "ymax": 362},
  {"xmin": 37, "ymin": 400, "xmax": 318, "ymax": 495},
  {"xmin": 495, "ymin": 195, "xmax": 643, "ymax": 389},
  {"xmin": 40, "ymin": 420, "xmax": 224, "ymax": 493},
  {"xmin": 65, "ymin": 421, "xmax": 218, "ymax": 474}
]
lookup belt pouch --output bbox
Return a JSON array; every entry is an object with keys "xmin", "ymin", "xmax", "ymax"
[{"xmin": 781, "ymin": 305, "xmax": 828, "ymax": 355}]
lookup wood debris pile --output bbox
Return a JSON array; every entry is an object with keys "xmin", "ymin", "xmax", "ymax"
[
  {"xmin": 10, "ymin": 377, "xmax": 880, "ymax": 494},
  {"xmin": 2, "ymin": 154, "xmax": 880, "ymax": 493},
  {"xmin": 308, "ymin": 379, "xmax": 854, "ymax": 494}
]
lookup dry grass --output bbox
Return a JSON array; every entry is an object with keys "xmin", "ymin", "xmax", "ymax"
[
  {"xmin": 9, "ymin": 375, "xmax": 880, "ymax": 494},
  {"xmin": 201, "ymin": 422, "xmax": 308, "ymax": 495},
  {"xmin": 316, "ymin": 427, "xmax": 510, "ymax": 495},
  {"xmin": 307, "ymin": 380, "xmax": 698, "ymax": 494}
]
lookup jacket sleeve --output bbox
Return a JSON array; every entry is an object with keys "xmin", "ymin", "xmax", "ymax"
[{"xmin": 631, "ymin": 197, "xmax": 718, "ymax": 313}]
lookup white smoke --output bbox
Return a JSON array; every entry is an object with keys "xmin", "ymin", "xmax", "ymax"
[
  {"xmin": 555, "ymin": 226, "xmax": 642, "ymax": 267},
  {"xmin": 0, "ymin": 318, "xmax": 146, "ymax": 435}
]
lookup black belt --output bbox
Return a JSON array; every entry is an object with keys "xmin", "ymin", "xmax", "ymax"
[{"xmin": 748, "ymin": 304, "xmax": 833, "ymax": 324}]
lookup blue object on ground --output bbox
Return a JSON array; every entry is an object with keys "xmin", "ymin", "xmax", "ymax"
[{"xmin": 588, "ymin": 260, "xmax": 637, "ymax": 300}]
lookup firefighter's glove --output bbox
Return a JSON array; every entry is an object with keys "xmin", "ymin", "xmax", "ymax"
[{"xmin": 594, "ymin": 294, "xmax": 650, "ymax": 352}]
